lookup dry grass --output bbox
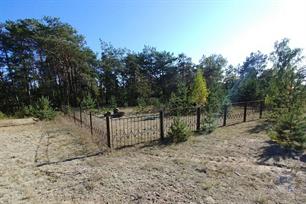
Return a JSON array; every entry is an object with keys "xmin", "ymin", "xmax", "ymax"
[{"xmin": 0, "ymin": 119, "xmax": 305, "ymax": 203}]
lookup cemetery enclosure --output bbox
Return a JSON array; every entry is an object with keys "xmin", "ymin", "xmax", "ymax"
[{"xmin": 66, "ymin": 100, "xmax": 265, "ymax": 149}]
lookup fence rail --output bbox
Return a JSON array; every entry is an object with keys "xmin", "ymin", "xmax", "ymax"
[{"xmin": 63, "ymin": 100, "xmax": 265, "ymax": 150}]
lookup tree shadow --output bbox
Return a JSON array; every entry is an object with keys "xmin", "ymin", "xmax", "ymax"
[
  {"xmin": 257, "ymin": 140, "xmax": 305, "ymax": 164},
  {"xmin": 248, "ymin": 120, "xmax": 270, "ymax": 134}
]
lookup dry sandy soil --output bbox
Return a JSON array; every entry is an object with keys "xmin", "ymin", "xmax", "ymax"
[{"xmin": 0, "ymin": 117, "xmax": 305, "ymax": 204}]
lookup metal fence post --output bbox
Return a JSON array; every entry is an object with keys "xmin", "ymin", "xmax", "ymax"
[
  {"xmin": 223, "ymin": 105, "xmax": 227, "ymax": 126},
  {"xmin": 196, "ymin": 107, "xmax": 201, "ymax": 131},
  {"xmin": 79, "ymin": 106, "xmax": 82, "ymax": 127},
  {"xmin": 243, "ymin": 102, "xmax": 247, "ymax": 122},
  {"xmin": 106, "ymin": 116, "xmax": 112, "ymax": 149},
  {"xmin": 90, "ymin": 111, "xmax": 93, "ymax": 135},
  {"xmin": 159, "ymin": 110, "xmax": 164, "ymax": 140},
  {"xmin": 259, "ymin": 101, "xmax": 263, "ymax": 119}
]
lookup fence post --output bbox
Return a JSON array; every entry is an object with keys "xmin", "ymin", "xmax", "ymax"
[
  {"xmin": 243, "ymin": 102, "xmax": 247, "ymax": 122},
  {"xmin": 89, "ymin": 112, "xmax": 93, "ymax": 135},
  {"xmin": 223, "ymin": 105, "xmax": 227, "ymax": 126},
  {"xmin": 106, "ymin": 116, "xmax": 112, "ymax": 149},
  {"xmin": 79, "ymin": 106, "xmax": 82, "ymax": 127},
  {"xmin": 259, "ymin": 101, "xmax": 263, "ymax": 119},
  {"xmin": 159, "ymin": 110, "xmax": 164, "ymax": 140},
  {"xmin": 196, "ymin": 107, "xmax": 201, "ymax": 131}
]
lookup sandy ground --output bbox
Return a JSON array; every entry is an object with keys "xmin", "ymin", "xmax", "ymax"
[{"xmin": 0, "ymin": 118, "xmax": 305, "ymax": 204}]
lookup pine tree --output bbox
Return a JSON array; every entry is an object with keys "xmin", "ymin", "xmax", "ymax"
[
  {"xmin": 191, "ymin": 69, "xmax": 208, "ymax": 106},
  {"xmin": 266, "ymin": 39, "xmax": 306, "ymax": 150}
]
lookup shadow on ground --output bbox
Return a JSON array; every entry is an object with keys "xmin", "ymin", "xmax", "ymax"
[
  {"xmin": 248, "ymin": 120, "xmax": 270, "ymax": 134},
  {"xmin": 257, "ymin": 140, "xmax": 305, "ymax": 164}
]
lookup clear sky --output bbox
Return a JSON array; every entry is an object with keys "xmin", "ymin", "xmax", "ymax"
[{"xmin": 1, "ymin": 0, "xmax": 305, "ymax": 65}]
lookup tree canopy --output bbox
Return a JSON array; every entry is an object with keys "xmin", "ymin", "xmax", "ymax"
[{"xmin": 0, "ymin": 17, "xmax": 305, "ymax": 120}]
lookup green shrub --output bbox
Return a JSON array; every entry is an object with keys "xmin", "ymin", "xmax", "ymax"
[
  {"xmin": 136, "ymin": 97, "xmax": 147, "ymax": 113},
  {"xmin": 168, "ymin": 82, "xmax": 192, "ymax": 116},
  {"xmin": 34, "ymin": 97, "xmax": 56, "ymax": 120},
  {"xmin": 15, "ymin": 105, "xmax": 35, "ymax": 118},
  {"xmin": 81, "ymin": 95, "xmax": 96, "ymax": 110},
  {"xmin": 269, "ymin": 110, "xmax": 306, "ymax": 150},
  {"xmin": 168, "ymin": 117, "xmax": 191, "ymax": 143},
  {"xmin": 15, "ymin": 97, "xmax": 56, "ymax": 120},
  {"xmin": 0, "ymin": 111, "xmax": 7, "ymax": 120},
  {"xmin": 201, "ymin": 112, "xmax": 218, "ymax": 134}
]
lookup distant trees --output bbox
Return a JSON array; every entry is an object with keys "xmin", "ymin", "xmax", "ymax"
[
  {"xmin": 0, "ymin": 17, "xmax": 98, "ymax": 113},
  {"xmin": 0, "ymin": 17, "xmax": 305, "ymax": 134},
  {"xmin": 233, "ymin": 51, "xmax": 268, "ymax": 102}
]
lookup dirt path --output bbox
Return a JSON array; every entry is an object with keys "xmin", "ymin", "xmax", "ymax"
[{"xmin": 0, "ymin": 119, "xmax": 305, "ymax": 203}]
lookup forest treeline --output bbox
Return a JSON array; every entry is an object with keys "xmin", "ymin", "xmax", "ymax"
[{"xmin": 0, "ymin": 17, "xmax": 305, "ymax": 114}]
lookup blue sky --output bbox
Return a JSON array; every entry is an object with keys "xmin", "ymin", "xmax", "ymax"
[{"xmin": 1, "ymin": 0, "xmax": 305, "ymax": 65}]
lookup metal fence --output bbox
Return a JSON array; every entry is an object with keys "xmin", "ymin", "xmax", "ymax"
[{"xmin": 64, "ymin": 100, "xmax": 265, "ymax": 149}]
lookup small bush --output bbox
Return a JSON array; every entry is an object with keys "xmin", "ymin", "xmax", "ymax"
[
  {"xmin": 0, "ymin": 111, "xmax": 7, "ymax": 120},
  {"xmin": 201, "ymin": 112, "xmax": 218, "ymax": 134},
  {"xmin": 15, "ymin": 97, "xmax": 56, "ymax": 120},
  {"xmin": 269, "ymin": 110, "xmax": 306, "ymax": 150},
  {"xmin": 81, "ymin": 95, "xmax": 96, "ymax": 110},
  {"xmin": 34, "ymin": 97, "xmax": 56, "ymax": 120},
  {"xmin": 168, "ymin": 117, "xmax": 191, "ymax": 143},
  {"xmin": 15, "ymin": 105, "xmax": 35, "ymax": 118},
  {"xmin": 136, "ymin": 97, "xmax": 147, "ymax": 113}
]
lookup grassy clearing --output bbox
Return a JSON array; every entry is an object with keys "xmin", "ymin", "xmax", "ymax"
[{"xmin": 0, "ymin": 119, "xmax": 305, "ymax": 203}]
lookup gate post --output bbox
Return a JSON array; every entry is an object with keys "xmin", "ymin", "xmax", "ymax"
[
  {"xmin": 159, "ymin": 110, "xmax": 164, "ymax": 140},
  {"xmin": 243, "ymin": 102, "xmax": 247, "ymax": 122},
  {"xmin": 196, "ymin": 107, "xmax": 201, "ymax": 131},
  {"xmin": 223, "ymin": 105, "xmax": 227, "ymax": 126},
  {"xmin": 106, "ymin": 116, "xmax": 112, "ymax": 149}
]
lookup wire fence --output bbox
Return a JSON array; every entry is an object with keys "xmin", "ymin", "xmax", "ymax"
[{"xmin": 63, "ymin": 100, "xmax": 265, "ymax": 150}]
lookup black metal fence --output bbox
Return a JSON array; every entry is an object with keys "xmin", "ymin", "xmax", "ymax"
[{"xmin": 64, "ymin": 100, "xmax": 265, "ymax": 149}]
